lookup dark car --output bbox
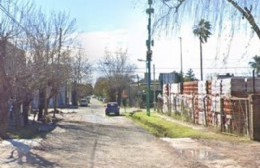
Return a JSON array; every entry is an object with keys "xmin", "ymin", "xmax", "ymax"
[{"xmin": 105, "ymin": 102, "xmax": 120, "ymax": 116}]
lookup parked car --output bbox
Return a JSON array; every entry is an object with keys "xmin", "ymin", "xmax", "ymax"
[
  {"xmin": 105, "ymin": 102, "xmax": 120, "ymax": 116},
  {"xmin": 86, "ymin": 96, "xmax": 91, "ymax": 103},
  {"xmin": 80, "ymin": 99, "xmax": 88, "ymax": 107}
]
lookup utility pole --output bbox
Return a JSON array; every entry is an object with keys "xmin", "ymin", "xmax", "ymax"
[
  {"xmin": 146, "ymin": 0, "xmax": 154, "ymax": 116},
  {"xmin": 136, "ymin": 74, "xmax": 140, "ymax": 108},
  {"xmin": 179, "ymin": 37, "xmax": 183, "ymax": 94},
  {"xmin": 179, "ymin": 37, "xmax": 183, "ymax": 77},
  {"xmin": 153, "ymin": 64, "xmax": 156, "ymax": 111}
]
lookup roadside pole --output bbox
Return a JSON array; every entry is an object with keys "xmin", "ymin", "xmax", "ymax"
[
  {"xmin": 146, "ymin": 0, "xmax": 154, "ymax": 116},
  {"xmin": 153, "ymin": 64, "xmax": 156, "ymax": 112}
]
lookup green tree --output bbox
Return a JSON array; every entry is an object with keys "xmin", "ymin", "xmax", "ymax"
[
  {"xmin": 94, "ymin": 77, "xmax": 109, "ymax": 98},
  {"xmin": 78, "ymin": 83, "xmax": 93, "ymax": 97},
  {"xmin": 249, "ymin": 55, "xmax": 260, "ymax": 75},
  {"xmin": 193, "ymin": 19, "xmax": 212, "ymax": 81},
  {"xmin": 184, "ymin": 68, "xmax": 197, "ymax": 81}
]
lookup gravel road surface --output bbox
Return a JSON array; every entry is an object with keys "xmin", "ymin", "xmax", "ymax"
[{"xmin": 1, "ymin": 98, "xmax": 260, "ymax": 168}]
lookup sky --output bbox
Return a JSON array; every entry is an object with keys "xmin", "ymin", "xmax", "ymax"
[
  {"xmin": 34, "ymin": 0, "xmax": 260, "ymax": 81},
  {"xmin": 35, "ymin": 0, "xmax": 148, "ymax": 78}
]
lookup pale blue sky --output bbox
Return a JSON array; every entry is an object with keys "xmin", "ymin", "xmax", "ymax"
[
  {"xmin": 35, "ymin": 0, "xmax": 141, "ymax": 32},
  {"xmin": 34, "ymin": 0, "xmax": 151, "ymax": 79},
  {"xmin": 33, "ymin": 1, "xmax": 258, "ymax": 79}
]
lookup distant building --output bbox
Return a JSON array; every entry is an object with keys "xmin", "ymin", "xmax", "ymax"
[
  {"xmin": 217, "ymin": 73, "xmax": 234, "ymax": 79},
  {"xmin": 159, "ymin": 71, "xmax": 180, "ymax": 89}
]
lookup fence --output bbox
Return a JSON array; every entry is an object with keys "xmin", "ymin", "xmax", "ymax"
[{"xmin": 161, "ymin": 77, "xmax": 260, "ymax": 140}]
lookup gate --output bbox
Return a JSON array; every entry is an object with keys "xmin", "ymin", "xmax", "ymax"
[
  {"xmin": 249, "ymin": 95, "xmax": 260, "ymax": 141},
  {"xmin": 221, "ymin": 97, "xmax": 250, "ymax": 136},
  {"xmin": 221, "ymin": 95, "xmax": 260, "ymax": 140}
]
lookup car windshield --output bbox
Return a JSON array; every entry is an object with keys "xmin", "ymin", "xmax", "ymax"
[
  {"xmin": 81, "ymin": 99, "xmax": 87, "ymax": 103},
  {"xmin": 107, "ymin": 103, "xmax": 118, "ymax": 107}
]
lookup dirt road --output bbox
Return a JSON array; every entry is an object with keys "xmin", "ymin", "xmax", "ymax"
[
  {"xmin": 1, "ymin": 99, "xmax": 260, "ymax": 168},
  {"xmin": 0, "ymin": 99, "xmax": 195, "ymax": 168}
]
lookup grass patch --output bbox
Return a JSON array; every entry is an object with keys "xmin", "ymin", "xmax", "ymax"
[
  {"xmin": 128, "ymin": 112, "xmax": 204, "ymax": 138},
  {"xmin": 127, "ymin": 112, "xmax": 250, "ymax": 142}
]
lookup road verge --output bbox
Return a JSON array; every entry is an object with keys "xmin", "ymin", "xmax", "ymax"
[{"xmin": 127, "ymin": 112, "xmax": 250, "ymax": 142}]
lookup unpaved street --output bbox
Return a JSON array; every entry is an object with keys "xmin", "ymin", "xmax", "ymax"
[
  {"xmin": 1, "ymin": 99, "xmax": 260, "ymax": 168},
  {"xmin": 0, "ymin": 99, "xmax": 196, "ymax": 168}
]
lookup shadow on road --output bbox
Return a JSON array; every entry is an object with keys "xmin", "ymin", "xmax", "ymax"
[{"xmin": 5, "ymin": 139, "xmax": 59, "ymax": 168}]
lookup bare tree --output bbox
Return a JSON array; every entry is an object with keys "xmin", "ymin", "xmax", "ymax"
[
  {"xmin": 148, "ymin": 0, "xmax": 260, "ymax": 63},
  {"xmin": 70, "ymin": 49, "xmax": 92, "ymax": 106},
  {"xmin": 0, "ymin": 0, "xmax": 33, "ymax": 138},
  {"xmin": 97, "ymin": 49, "xmax": 137, "ymax": 104},
  {"xmin": 98, "ymin": 49, "xmax": 136, "ymax": 76},
  {"xmin": 24, "ymin": 7, "xmax": 77, "ymax": 121},
  {"xmin": 0, "ymin": 0, "xmax": 78, "ymax": 135},
  {"xmin": 153, "ymin": 0, "xmax": 260, "ymax": 37}
]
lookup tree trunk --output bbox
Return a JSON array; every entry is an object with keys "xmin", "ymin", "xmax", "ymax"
[
  {"xmin": 22, "ymin": 103, "xmax": 29, "ymax": 126},
  {"xmin": 22, "ymin": 93, "xmax": 31, "ymax": 126},
  {"xmin": 44, "ymin": 91, "xmax": 49, "ymax": 121},
  {"xmin": 72, "ymin": 90, "xmax": 78, "ymax": 106},
  {"xmin": 0, "ymin": 98, "xmax": 9, "ymax": 138},
  {"xmin": 38, "ymin": 88, "xmax": 45, "ymax": 121},
  {"xmin": 117, "ymin": 89, "xmax": 122, "ymax": 106},
  {"xmin": 72, "ymin": 81, "xmax": 78, "ymax": 106},
  {"xmin": 0, "ymin": 39, "xmax": 10, "ymax": 138},
  {"xmin": 53, "ymin": 88, "xmax": 59, "ymax": 118},
  {"xmin": 13, "ymin": 103, "xmax": 22, "ymax": 129},
  {"xmin": 200, "ymin": 40, "xmax": 203, "ymax": 81}
]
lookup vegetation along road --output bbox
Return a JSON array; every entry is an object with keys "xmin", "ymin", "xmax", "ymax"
[{"xmin": 1, "ymin": 98, "xmax": 260, "ymax": 168}]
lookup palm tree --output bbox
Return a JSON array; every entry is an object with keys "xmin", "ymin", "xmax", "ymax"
[
  {"xmin": 249, "ymin": 55, "xmax": 260, "ymax": 76},
  {"xmin": 193, "ymin": 19, "xmax": 212, "ymax": 81}
]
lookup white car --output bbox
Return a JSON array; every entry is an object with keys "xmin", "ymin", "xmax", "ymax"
[{"xmin": 80, "ymin": 99, "xmax": 88, "ymax": 107}]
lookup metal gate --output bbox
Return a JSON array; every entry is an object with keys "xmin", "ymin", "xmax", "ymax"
[{"xmin": 220, "ymin": 97, "xmax": 250, "ymax": 136}]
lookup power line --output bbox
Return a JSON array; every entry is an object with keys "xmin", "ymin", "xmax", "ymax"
[
  {"xmin": 0, "ymin": 4, "xmax": 31, "ymax": 36},
  {"xmin": 135, "ymin": 66, "xmax": 251, "ymax": 70}
]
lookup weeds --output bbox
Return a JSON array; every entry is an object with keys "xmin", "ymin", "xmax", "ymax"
[{"xmin": 127, "ymin": 112, "xmax": 250, "ymax": 143}]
